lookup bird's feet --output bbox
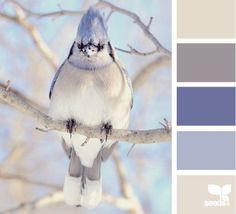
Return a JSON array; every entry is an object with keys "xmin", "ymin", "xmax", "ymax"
[
  {"xmin": 66, "ymin": 119, "xmax": 77, "ymax": 138},
  {"xmin": 100, "ymin": 122, "xmax": 113, "ymax": 142}
]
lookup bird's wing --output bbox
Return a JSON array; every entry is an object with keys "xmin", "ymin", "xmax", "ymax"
[
  {"xmin": 115, "ymin": 60, "xmax": 134, "ymax": 109},
  {"xmin": 49, "ymin": 60, "xmax": 66, "ymax": 99}
]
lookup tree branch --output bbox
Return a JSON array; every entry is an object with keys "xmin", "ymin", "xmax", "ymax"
[
  {"xmin": 0, "ymin": 191, "xmax": 138, "ymax": 213},
  {"xmin": 0, "ymin": 172, "xmax": 61, "ymax": 190},
  {"xmin": 1, "ymin": 0, "xmax": 171, "ymax": 58},
  {"xmin": 96, "ymin": 0, "xmax": 171, "ymax": 57},
  {"xmin": 0, "ymin": 85, "xmax": 171, "ymax": 144},
  {"xmin": 115, "ymin": 46, "xmax": 158, "ymax": 56},
  {"xmin": 132, "ymin": 55, "xmax": 171, "ymax": 91},
  {"xmin": 8, "ymin": 0, "xmax": 84, "ymax": 18},
  {"xmin": 113, "ymin": 151, "xmax": 144, "ymax": 214},
  {"xmin": 0, "ymin": 1, "xmax": 58, "ymax": 69},
  {"xmin": 0, "ymin": 81, "xmax": 47, "ymax": 113}
]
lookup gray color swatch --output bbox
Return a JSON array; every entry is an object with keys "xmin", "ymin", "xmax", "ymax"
[
  {"xmin": 177, "ymin": 132, "xmax": 235, "ymax": 170},
  {"xmin": 177, "ymin": 44, "xmax": 235, "ymax": 82},
  {"xmin": 177, "ymin": 87, "xmax": 235, "ymax": 125}
]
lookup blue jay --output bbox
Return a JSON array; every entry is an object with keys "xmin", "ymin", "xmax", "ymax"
[{"xmin": 49, "ymin": 7, "xmax": 133, "ymax": 208}]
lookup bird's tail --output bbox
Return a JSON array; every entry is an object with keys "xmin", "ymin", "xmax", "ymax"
[{"xmin": 63, "ymin": 147, "xmax": 102, "ymax": 209}]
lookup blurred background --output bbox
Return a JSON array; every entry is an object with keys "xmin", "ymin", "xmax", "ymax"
[{"xmin": 0, "ymin": 0, "xmax": 171, "ymax": 213}]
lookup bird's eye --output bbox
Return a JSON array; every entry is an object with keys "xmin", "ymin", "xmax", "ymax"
[
  {"xmin": 77, "ymin": 43, "xmax": 83, "ymax": 50},
  {"xmin": 97, "ymin": 43, "xmax": 104, "ymax": 51}
]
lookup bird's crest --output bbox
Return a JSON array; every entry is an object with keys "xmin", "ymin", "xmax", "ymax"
[{"xmin": 76, "ymin": 7, "xmax": 108, "ymax": 45}]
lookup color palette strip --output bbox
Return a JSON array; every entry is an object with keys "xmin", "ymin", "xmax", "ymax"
[{"xmin": 175, "ymin": 0, "xmax": 236, "ymax": 213}]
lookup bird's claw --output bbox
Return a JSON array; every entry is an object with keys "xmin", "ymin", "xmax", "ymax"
[
  {"xmin": 100, "ymin": 122, "xmax": 112, "ymax": 142},
  {"xmin": 66, "ymin": 119, "xmax": 77, "ymax": 138}
]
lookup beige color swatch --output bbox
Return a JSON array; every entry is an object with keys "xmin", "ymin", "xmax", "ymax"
[
  {"xmin": 177, "ymin": 0, "xmax": 235, "ymax": 38},
  {"xmin": 178, "ymin": 175, "xmax": 235, "ymax": 214}
]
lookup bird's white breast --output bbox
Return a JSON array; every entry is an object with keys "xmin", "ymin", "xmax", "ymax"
[{"xmin": 49, "ymin": 61, "xmax": 132, "ymax": 166}]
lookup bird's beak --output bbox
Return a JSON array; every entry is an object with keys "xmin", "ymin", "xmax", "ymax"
[{"xmin": 84, "ymin": 46, "xmax": 96, "ymax": 58}]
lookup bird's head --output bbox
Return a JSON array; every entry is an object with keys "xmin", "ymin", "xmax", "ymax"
[{"xmin": 68, "ymin": 7, "xmax": 115, "ymax": 70}]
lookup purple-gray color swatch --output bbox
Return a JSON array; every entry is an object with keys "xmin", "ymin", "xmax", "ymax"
[
  {"xmin": 177, "ymin": 87, "xmax": 235, "ymax": 125},
  {"xmin": 177, "ymin": 44, "xmax": 235, "ymax": 82},
  {"xmin": 177, "ymin": 132, "xmax": 235, "ymax": 170}
]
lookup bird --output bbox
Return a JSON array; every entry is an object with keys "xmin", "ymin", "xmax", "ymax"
[{"xmin": 48, "ymin": 7, "xmax": 133, "ymax": 209}]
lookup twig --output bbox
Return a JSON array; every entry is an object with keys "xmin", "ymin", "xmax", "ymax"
[
  {"xmin": 0, "ymin": 82, "xmax": 47, "ymax": 113},
  {"xmin": 106, "ymin": 9, "xmax": 113, "ymax": 21},
  {"xmin": 0, "ymin": 191, "xmax": 136, "ymax": 213},
  {"xmin": 147, "ymin": 16, "xmax": 153, "ymax": 30},
  {"xmin": 0, "ymin": 173, "xmax": 61, "ymax": 190},
  {"xmin": 113, "ymin": 151, "xmax": 144, "ymax": 214},
  {"xmin": 35, "ymin": 127, "xmax": 50, "ymax": 132},
  {"xmin": 5, "ymin": 80, "xmax": 10, "ymax": 91},
  {"xmin": 8, "ymin": 0, "xmax": 84, "ymax": 18},
  {"xmin": 132, "ymin": 55, "xmax": 171, "ymax": 91},
  {"xmin": 0, "ymin": 85, "xmax": 171, "ymax": 144},
  {"xmin": 0, "ymin": 1, "xmax": 59, "ymax": 69},
  {"xmin": 96, "ymin": 0, "xmax": 171, "ymax": 57},
  {"xmin": 116, "ymin": 45, "xmax": 158, "ymax": 56},
  {"xmin": 0, "ymin": 191, "xmax": 63, "ymax": 214}
]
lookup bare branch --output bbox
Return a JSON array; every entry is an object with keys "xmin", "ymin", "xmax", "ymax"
[
  {"xmin": 0, "ymin": 191, "xmax": 64, "ymax": 214},
  {"xmin": 102, "ymin": 193, "xmax": 134, "ymax": 210},
  {"xmin": 0, "ymin": 2, "xmax": 58, "ymax": 69},
  {"xmin": 0, "ymin": 85, "xmax": 171, "ymax": 144},
  {"xmin": 96, "ymin": 0, "xmax": 171, "ymax": 57},
  {"xmin": 0, "ymin": 82, "xmax": 47, "ymax": 113},
  {"xmin": 1, "ymin": 1, "xmax": 170, "ymax": 60},
  {"xmin": 116, "ymin": 45, "xmax": 158, "ymax": 56},
  {"xmin": 0, "ymin": 0, "xmax": 171, "ymax": 57},
  {"xmin": 106, "ymin": 9, "xmax": 114, "ymax": 21},
  {"xmin": 5, "ymin": 80, "xmax": 10, "ymax": 91},
  {"xmin": 0, "ymin": 173, "xmax": 61, "ymax": 190},
  {"xmin": 8, "ymin": 0, "xmax": 84, "ymax": 18},
  {"xmin": 147, "ymin": 16, "xmax": 153, "ymax": 30},
  {"xmin": 0, "ymin": 191, "xmax": 137, "ymax": 213},
  {"xmin": 132, "ymin": 55, "xmax": 171, "ymax": 91},
  {"xmin": 113, "ymin": 151, "xmax": 144, "ymax": 214}
]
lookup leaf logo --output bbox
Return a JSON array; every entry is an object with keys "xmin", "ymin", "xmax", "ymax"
[
  {"xmin": 222, "ymin": 184, "xmax": 231, "ymax": 195},
  {"xmin": 208, "ymin": 184, "xmax": 221, "ymax": 195},
  {"xmin": 208, "ymin": 184, "xmax": 231, "ymax": 201},
  {"xmin": 204, "ymin": 184, "xmax": 231, "ymax": 207}
]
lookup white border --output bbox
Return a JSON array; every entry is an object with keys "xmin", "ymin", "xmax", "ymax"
[
  {"xmin": 177, "ymin": 39, "xmax": 236, "ymax": 44},
  {"xmin": 177, "ymin": 82, "xmax": 236, "ymax": 87},
  {"xmin": 177, "ymin": 170, "xmax": 236, "ymax": 176},
  {"xmin": 176, "ymin": 126, "xmax": 236, "ymax": 132},
  {"xmin": 171, "ymin": 0, "xmax": 177, "ymax": 212}
]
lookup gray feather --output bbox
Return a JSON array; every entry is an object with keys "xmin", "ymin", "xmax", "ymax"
[
  {"xmin": 101, "ymin": 142, "xmax": 117, "ymax": 161},
  {"xmin": 61, "ymin": 138, "xmax": 72, "ymax": 158},
  {"xmin": 69, "ymin": 148, "xmax": 83, "ymax": 177},
  {"xmin": 49, "ymin": 61, "xmax": 65, "ymax": 99}
]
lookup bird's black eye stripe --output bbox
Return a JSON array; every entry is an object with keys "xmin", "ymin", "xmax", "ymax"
[
  {"xmin": 77, "ymin": 42, "xmax": 105, "ymax": 52},
  {"xmin": 97, "ymin": 43, "xmax": 105, "ymax": 51},
  {"xmin": 77, "ymin": 42, "xmax": 84, "ymax": 50}
]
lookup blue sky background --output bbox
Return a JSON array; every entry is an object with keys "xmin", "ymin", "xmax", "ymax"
[{"xmin": 0, "ymin": 0, "xmax": 171, "ymax": 213}]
